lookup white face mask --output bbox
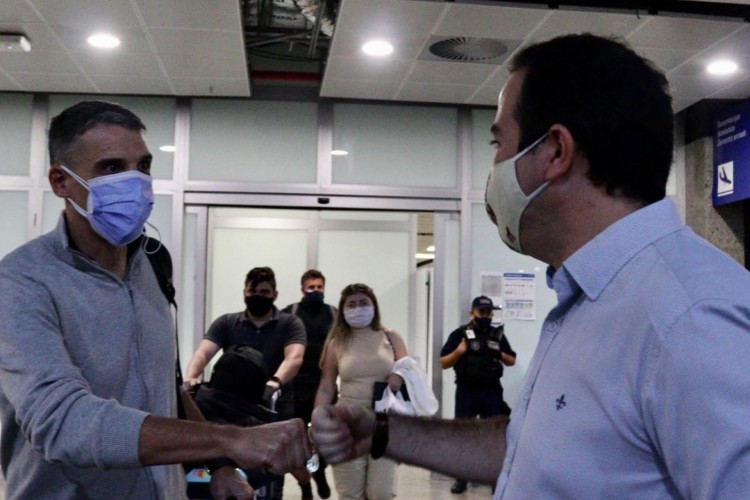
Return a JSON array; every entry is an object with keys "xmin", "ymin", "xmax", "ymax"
[
  {"xmin": 484, "ymin": 133, "xmax": 549, "ymax": 253},
  {"xmin": 344, "ymin": 305, "xmax": 375, "ymax": 329}
]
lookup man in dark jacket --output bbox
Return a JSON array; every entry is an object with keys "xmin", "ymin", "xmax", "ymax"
[{"xmin": 283, "ymin": 269, "xmax": 336, "ymax": 499}]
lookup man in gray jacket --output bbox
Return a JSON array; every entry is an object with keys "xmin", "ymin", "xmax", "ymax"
[{"xmin": 0, "ymin": 100, "xmax": 309, "ymax": 500}]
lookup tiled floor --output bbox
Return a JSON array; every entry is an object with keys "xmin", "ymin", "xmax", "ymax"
[
  {"xmin": 282, "ymin": 465, "xmax": 494, "ymax": 499},
  {"xmin": 0, "ymin": 464, "xmax": 493, "ymax": 499}
]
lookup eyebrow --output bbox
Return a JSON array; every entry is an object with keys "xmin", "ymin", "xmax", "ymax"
[
  {"xmin": 92, "ymin": 154, "xmax": 153, "ymax": 169},
  {"xmin": 490, "ymin": 123, "xmax": 502, "ymax": 136}
]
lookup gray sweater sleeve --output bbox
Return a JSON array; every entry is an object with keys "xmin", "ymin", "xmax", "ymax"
[{"xmin": 0, "ymin": 251, "xmax": 149, "ymax": 470}]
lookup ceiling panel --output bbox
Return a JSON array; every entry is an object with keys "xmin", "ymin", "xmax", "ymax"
[
  {"xmin": 396, "ymin": 81, "xmax": 479, "ymax": 104},
  {"xmin": 0, "ymin": 0, "xmax": 748, "ymax": 112},
  {"xmin": 0, "ymin": 50, "xmax": 75, "ymax": 73},
  {"xmin": 171, "ymin": 77, "xmax": 249, "ymax": 97},
  {"xmin": 135, "ymin": 0, "xmax": 241, "ymax": 31},
  {"xmin": 408, "ymin": 60, "xmax": 497, "ymax": 85},
  {"xmin": 30, "ymin": 0, "xmax": 141, "ymax": 28},
  {"xmin": 532, "ymin": 9, "xmax": 647, "ymax": 40},
  {"xmin": 626, "ymin": 16, "xmax": 744, "ymax": 51},
  {"xmin": 11, "ymin": 71, "xmax": 96, "ymax": 93},
  {"xmin": 437, "ymin": 5, "xmax": 549, "ymax": 39},
  {"xmin": 90, "ymin": 75, "xmax": 174, "ymax": 95}
]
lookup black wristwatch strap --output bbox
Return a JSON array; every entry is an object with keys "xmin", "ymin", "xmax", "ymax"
[
  {"xmin": 371, "ymin": 412, "xmax": 389, "ymax": 459},
  {"xmin": 205, "ymin": 457, "xmax": 236, "ymax": 474}
]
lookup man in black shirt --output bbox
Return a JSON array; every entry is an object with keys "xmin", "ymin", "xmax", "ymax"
[
  {"xmin": 283, "ymin": 269, "xmax": 336, "ymax": 499},
  {"xmin": 440, "ymin": 295, "xmax": 516, "ymax": 494},
  {"xmin": 185, "ymin": 266, "xmax": 306, "ymax": 499}
]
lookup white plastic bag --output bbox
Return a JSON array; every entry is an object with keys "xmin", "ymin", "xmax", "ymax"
[{"xmin": 373, "ymin": 387, "xmax": 417, "ymax": 416}]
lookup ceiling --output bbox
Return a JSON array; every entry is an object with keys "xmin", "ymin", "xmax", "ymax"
[{"xmin": 1, "ymin": 0, "xmax": 749, "ymax": 113}]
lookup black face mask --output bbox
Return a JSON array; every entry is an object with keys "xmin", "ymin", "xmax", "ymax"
[
  {"xmin": 474, "ymin": 317, "xmax": 492, "ymax": 331},
  {"xmin": 303, "ymin": 290, "xmax": 325, "ymax": 305},
  {"xmin": 245, "ymin": 295, "xmax": 274, "ymax": 317}
]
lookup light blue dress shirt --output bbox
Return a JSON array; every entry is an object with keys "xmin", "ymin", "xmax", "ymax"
[{"xmin": 495, "ymin": 198, "xmax": 750, "ymax": 499}]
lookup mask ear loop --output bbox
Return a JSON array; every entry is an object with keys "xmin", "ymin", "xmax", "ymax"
[
  {"xmin": 142, "ymin": 221, "xmax": 163, "ymax": 255},
  {"xmin": 59, "ymin": 165, "xmax": 93, "ymax": 216}
]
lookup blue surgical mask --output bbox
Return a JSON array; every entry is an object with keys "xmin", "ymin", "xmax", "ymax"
[{"xmin": 61, "ymin": 165, "xmax": 154, "ymax": 247}]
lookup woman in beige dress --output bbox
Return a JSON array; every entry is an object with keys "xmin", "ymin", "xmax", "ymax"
[{"xmin": 315, "ymin": 283, "xmax": 408, "ymax": 500}]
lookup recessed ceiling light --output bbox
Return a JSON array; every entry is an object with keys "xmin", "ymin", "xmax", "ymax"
[
  {"xmin": 707, "ymin": 59, "xmax": 738, "ymax": 76},
  {"xmin": 426, "ymin": 245, "xmax": 435, "ymax": 252},
  {"xmin": 87, "ymin": 33, "xmax": 120, "ymax": 49},
  {"xmin": 159, "ymin": 145, "xmax": 176, "ymax": 153},
  {"xmin": 362, "ymin": 40, "xmax": 393, "ymax": 57},
  {"xmin": 331, "ymin": 150, "xmax": 348, "ymax": 156}
]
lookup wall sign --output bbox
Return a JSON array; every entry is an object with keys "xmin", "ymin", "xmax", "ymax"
[{"xmin": 713, "ymin": 100, "xmax": 750, "ymax": 206}]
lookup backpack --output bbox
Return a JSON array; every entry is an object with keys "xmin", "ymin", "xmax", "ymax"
[{"xmin": 143, "ymin": 236, "xmax": 186, "ymax": 417}]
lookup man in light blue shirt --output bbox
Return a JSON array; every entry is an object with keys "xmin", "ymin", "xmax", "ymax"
[{"xmin": 311, "ymin": 33, "xmax": 750, "ymax": 499}]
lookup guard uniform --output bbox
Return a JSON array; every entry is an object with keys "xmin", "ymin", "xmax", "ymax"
[{"xmin": 441, "ymin": 321, "xmax": 515, "ymax": 418}]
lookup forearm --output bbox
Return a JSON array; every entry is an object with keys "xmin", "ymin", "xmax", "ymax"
[
  {"xmin": 185, "ymin": 352, "xmax": 211, "ymax": 381},
  {"xmin": 138, "ymin": 415, "xmax": 235, "ymax": 466},
  {"xmin": 440, "ymin": 350, "xmax": 462, "ymax": 369},
  {"xmin": 139, "ymin": 415, "xmax": 310, "ymax": 474},
  {"xmin": 274, "ymin": 354, "xmax": 303, "ymax": 384},
  {"xmin": 386, "ymin": 414, "xmax": 507, "ymax": 484}
]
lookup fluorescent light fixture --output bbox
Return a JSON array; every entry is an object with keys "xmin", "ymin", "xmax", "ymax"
[
  {"xmin": 415, "ymin": 253, "xmax": 435, "ymax": 260},
  {"xmin": 87, "ymin": 33, "xmax": 120, "ymax": 49},
  {"xmin": 426, "ymin": 245, "xmax": 435, "ymax": 252},
  {"xmin": 0, "ymin": 33, "xmax": 31, "ymax": 52},
  {"xmin": 159, "ymin": 145, "xmax": 176, "ymax": 153},
  {"xmin": 707, "ymin": 59, "xmax": 738, "ymax": 75},
  {"xmin": 331, "ymin": 150, "xmax": 348, "ymax": 156},
  {"xmin": 362, "ymin": 40, "xmax": 393, "ymax": 57}
]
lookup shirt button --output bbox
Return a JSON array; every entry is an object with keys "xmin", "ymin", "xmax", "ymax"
[{"xmin": 547, "ymin": 320, "xmax": 560, "ymax": 332}]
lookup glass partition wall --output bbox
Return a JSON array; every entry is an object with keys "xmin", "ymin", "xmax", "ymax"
[{"xmin": 1, "ymin": 91, "xmax": 568, "ymax": 417}]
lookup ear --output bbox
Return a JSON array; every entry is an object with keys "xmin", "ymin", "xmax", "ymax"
[
  {"xmin": 48, "ymin": 165, "xmax": 70, "ymax": 198},
  {"xmin": 273, "ymin": 290, "xmax": 279, "ymax": 301},
  {"xmin": 542, "ymin": 124, "xmax": 576, "ymax": 182}
]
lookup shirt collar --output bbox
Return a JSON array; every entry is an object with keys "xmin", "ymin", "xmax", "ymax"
[
  {"xmin": 558, "ymin": 198, "xmax": 684, "ymax": 302},
  {"xmin": 241, "ymin": 306, "xmax": 280, "ymax": 324}
]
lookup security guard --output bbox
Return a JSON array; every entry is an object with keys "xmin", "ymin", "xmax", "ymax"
[{"xmin": 440, "ymin": 295, "xmax": 516, "ymax": 494}]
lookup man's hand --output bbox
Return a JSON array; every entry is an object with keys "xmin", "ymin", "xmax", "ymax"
[
  {"xmin": 209, "ymin": 466, "xmax": 254, "ymax": 500},
  {"xmin": 229, "ymin": 418, "xmax": 310, "ymax": 475},
  {"xmin": 262, "ymin": 378, "xmax": 281, "ymax": 403},
  {"xmin": 311, "ymin": 404, "xmax": 375, "ymax": 464},
  {"xmin": 183, "ymin": 377, "xmax": 201, "ymax": 389},
  {"xmin": 455, "ymin": 338, "xmax": 468, "ymax": 356}
]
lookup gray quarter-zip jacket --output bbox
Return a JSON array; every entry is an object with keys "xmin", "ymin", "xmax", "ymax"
[{"xmin": 0, "ymin": 215, "xmax": 186, "ymax": 499}]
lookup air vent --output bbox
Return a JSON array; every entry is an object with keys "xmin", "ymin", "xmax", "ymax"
[{"xmin": 419, "ymin": 36, "xmax": 520, "ymax": 65}]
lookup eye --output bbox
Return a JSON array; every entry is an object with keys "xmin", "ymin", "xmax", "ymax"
[
  {"xmin": 489, "ymin": 139, "xmax": 500, "ymax": 149},
  {"xmin": 138, "ymin": 160, "xmax": 152, "ymax": 174}
]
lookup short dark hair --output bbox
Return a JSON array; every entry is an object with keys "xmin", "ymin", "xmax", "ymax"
[
  {"xmin": 245, "ymin": 267, "xmax": 276, "ymax": 291},
  {"xmin": 301, "ymin": 269, "xmax": 325, "ymax": 287},
  {"xmin": 48, "ymin": 100, "xmax": 146, "ymax": 165},
  {"xmin": 509, "ymin": 33, "xmax": 673, "ymax": 204}
]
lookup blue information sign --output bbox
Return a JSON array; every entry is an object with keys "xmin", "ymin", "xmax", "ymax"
[{"xmin": 713, "ymin": 100, "xmax": 750, "ymax": 206}]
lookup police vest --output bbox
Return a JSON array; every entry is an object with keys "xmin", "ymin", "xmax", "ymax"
[{"xmin": 454, "ymin": 324, "xmax": 505, "ymax": 386}]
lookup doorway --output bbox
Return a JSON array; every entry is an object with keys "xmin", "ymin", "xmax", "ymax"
[{"xmin": 179, "ymin": 202, "xmax": 460, "ymax": 413}]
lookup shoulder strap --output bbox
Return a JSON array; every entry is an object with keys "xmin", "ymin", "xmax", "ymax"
[
  {"xmin": 292, "ymin": 302, "xmax": 299, "ymax": 315},
  {"xmin": 383, "ymin": 329, "xmax": 396, "ymax": 361},
  {"xmin": 143, "ymin": 237, "xmax": 176, "ymax": 307},
  {"xmin": 143, "ymin": 237, "xmax": 186, "ymax": 419}
]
